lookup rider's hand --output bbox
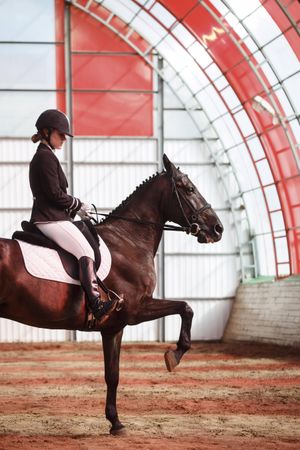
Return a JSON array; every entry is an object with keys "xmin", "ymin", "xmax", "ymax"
[{"xmin": 77, "ymin": 202, "xmax": 93, "ymax": 220}]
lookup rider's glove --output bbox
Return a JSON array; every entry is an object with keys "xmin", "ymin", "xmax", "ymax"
[{"xmin": 77, "ymin": 202, "xmax": 93, "ymax": 220}]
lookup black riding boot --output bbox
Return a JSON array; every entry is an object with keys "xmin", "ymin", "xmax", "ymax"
[{"xmin": 78, "ymin": 256, "xmax": 117, "ymax": 323}]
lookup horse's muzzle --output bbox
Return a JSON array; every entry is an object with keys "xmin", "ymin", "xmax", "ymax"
[
  {"xmin": 196, "ymin": 222, "xmax": 223, "ymax": 243},
  {"xmin": 213, "ymin": 223, "xmax": 224, "ymax": 241}
]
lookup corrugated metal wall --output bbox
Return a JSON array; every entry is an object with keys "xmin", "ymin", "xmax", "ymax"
[{"xmin": 0, "ymin": 137, "xmax": 238, "ymax": 342}]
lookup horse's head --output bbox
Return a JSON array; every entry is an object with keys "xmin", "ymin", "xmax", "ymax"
[{"xmin": 163, "ymin": 154, "xmax": 223, "ymax": 243}]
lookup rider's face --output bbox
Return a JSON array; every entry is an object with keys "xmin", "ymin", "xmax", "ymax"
[{"xmin": 50, "ymin": 129, "xmax": 66, "ymax": 149}]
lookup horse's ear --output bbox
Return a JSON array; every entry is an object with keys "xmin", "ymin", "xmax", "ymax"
[{"xmin": 163, "ymin": 154, "xmax": 177, "ymax": 176}]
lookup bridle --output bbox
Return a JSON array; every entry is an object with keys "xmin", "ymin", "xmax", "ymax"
[
  {"xmin": 90, "ymin": 172, "xmax": 211, "ymax": 236},
  {"xmin": 171, "ymin": 173, "xmax": 211, "ymax": 236}
]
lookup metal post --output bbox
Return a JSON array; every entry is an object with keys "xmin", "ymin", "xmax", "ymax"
[
  {"xmin": 64, "ymin": 1, "xmax": 76, "ymax": 342},
  {"xmin": 157, "ymin": 56, "xmax": 165, "ymax": 342},
  {"xmin": 64, "ymin": 0, "xmax": 74, "ymax": 195}
]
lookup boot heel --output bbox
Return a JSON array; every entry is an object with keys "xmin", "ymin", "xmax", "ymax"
[{"xmin": 90, "ymin": 298, "xmax": 118, "ymax": 323}]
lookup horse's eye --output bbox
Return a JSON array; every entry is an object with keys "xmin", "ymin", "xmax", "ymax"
[{"xmin": 187, "ymin": 186, "xmax": 194, "ymax": 194}]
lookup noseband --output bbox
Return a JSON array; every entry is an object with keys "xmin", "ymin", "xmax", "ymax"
[{"xmin": 171, "ymin": 173, "xmax": 211, "ymax": 236}]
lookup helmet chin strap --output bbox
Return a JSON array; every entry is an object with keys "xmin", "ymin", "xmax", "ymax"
[{"xmin": 41, "ymin": 128, "xmax": 54, "ymax": 149}]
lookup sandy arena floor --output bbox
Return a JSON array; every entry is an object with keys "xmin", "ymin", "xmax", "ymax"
[{"xmin": 0, "ymin": 341, "xmax": 299, "ymax": 449}]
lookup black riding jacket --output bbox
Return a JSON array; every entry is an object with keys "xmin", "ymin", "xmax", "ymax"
[{"xmin": 29, "ymin": 143, "xmax": 81, "ymax": 223}]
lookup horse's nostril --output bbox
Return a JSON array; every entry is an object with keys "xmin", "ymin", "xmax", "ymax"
[{"xmin": 214, "ymin": 223, "xmax": 223, "ymax": 235}]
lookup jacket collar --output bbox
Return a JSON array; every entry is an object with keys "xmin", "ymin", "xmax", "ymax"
[{"xmin": 37, "ymin": 142, "xmax": 57, "ymax": 155}]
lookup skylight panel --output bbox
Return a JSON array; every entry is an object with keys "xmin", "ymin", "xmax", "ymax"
[
  {"xmin": 172, "ymin": 22, "xmax": 196, "ymax": 48},
  {"xmin": 226, "ymin": 0, "xmax": 261, "ymax": 20},
  {"xmin": 188, "ymin": 41, "xmax": 213, "ymax": 68},
  {"xmin": 243, "ymin": 6, "xmax": 281, "ymax": 46},
  {"xmin": 264, "ymin": 35, "xmax": 300, "ymax": 80},
  {"xmin": 150, "ymin": 2, "xmax": 177, "ymax": 28},
  {"xmin": 102, "ymin": 0, "xmax": 140, "ymax": 23},
  {"xmin": 131, "ymin": 10, "xmax": 167, "ymax": 47}
]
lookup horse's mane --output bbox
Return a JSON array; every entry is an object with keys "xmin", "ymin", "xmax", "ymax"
[{"xmin": 101, "ymin": 171, "xmax": 164, "ymax": 223}]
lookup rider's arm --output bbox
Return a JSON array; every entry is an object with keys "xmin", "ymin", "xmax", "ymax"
[{"xmin": 36, "ymin": 149, "xmax": 82, "ymax": 214}]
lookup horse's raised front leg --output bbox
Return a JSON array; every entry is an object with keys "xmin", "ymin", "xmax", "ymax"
[
  {"xmin": 101, "ymin": 329, "xmax": 125, "ymax": 435},
  {"xmin": 131, "ymin": 297, "xmax": 194, "ymax": 372}
]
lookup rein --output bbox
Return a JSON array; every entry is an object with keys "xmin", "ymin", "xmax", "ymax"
[
  {"xmin": 90, "ymin": 173, "xmax": 211, "ymax": 235},
  {"xmin": 91, "ymin": 209, "xmax": 190, "ymax": 233}
]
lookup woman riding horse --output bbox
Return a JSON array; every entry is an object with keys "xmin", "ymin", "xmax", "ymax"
[
  {"xmin": 29, "ymin": 109, "xmax": 117, "ymax": 323},
  {"xmin": 1, "ymin": 141, "xmax": 224, "ymax": 433}
]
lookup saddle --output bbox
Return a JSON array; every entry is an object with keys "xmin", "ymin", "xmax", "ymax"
[{"xmin": 12, "ymin": 220, "xmax": 101, "ymax": 282}]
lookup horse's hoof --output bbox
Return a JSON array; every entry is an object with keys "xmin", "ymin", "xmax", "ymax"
[
  {"xmin": 110, "ymin": 424, "xmax": 126, "ymax": 436},
  {"xmin": 164, "ymin": 349, "xmax": 179, "ymax": 372}
]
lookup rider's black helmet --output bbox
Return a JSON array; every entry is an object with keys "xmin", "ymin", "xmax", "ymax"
[{"xmin": 35, "ymin": 109, "xmax": 73, "ymax": 137}]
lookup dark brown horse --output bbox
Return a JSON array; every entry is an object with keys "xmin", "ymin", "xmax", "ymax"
[{"xmin": 0, "ymin": 154, "xmax": 223, "ymax": 434}]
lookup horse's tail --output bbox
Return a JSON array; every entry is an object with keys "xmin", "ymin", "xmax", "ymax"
[
  {"xmin": 0, "ymin": 238, "xmax": 11, "ymax": 304},
  {"xmin": 0, "ymin": 239, "xmax": 6, "ymax": 310},
  {"xmin": 0, "ymin": 238, "xmax": 5, "ymax": 270},
  {"xmin": 0, "ymin": 238, "xmax": 8, "ymax": 262}
]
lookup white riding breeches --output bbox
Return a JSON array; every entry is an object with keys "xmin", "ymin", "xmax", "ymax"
[{"xmin": 36, "ymin": 221, "xmax": 95, "ymax": 261}]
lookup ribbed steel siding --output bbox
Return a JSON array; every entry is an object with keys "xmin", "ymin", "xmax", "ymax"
[
  {"xmin": 0, "ymin": 138, "xmax": 237, "ymax": 342},
  {"xmin": 76, "ymin": 321, "xmax": 160, "ymax": 342},
  {"xmin": 0, "ymin": 319, "xmax": 67, "ymax": 342},
  {"xmin": 164, "ymin": 300, "xmax": 233, "ymax": 341}
]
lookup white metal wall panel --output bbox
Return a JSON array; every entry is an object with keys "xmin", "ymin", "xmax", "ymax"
[
  {"xmin": 75, "ymin": 331, "xmax": 101, "ymax": 342},
  {"xmin": 74, "ymin": 163, "xmax": 158, "ymax": 210},
  {"xmin": 73, "ymin": 138, "xmax": 158, "ymax": 210},
  {"xmin": 165, "ymin": 255, "xmax": 238, "ymax": 299},
  {"xmin": 76, "ymin": 320, "xmax": 161, "ymax": 342},
  {"xmin": 0, "ymin": 140, "xmax": 33, "ymax": 237},
  {"xmin": 0, "ymin": 139, "xmax": 35, "ymax": 161},
  {"xmin": 0, "ymin": 165, "xmax": 31, "ymax": 208},
  {"xmin": 73, "ymin": 138, "xmax": 157, "ymax": 162},
  {"xmin": 165, "ymin": 300, "xmax": 233, "ymax": 341},
  {"xmin": 0, "ymin": 212, "xmax": 28, "ymax": 240},
  {"xmin": 0, "ymin": 319, "xmax": 67, "ymax": 342}
]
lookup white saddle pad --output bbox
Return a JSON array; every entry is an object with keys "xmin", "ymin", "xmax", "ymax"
[{"xmin": 16, "ymin": 237, "xmax": 112, "ymax": 285}]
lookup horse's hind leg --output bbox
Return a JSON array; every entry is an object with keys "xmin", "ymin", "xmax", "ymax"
[
  {"xmin": 101, "ymin": 329, "xmax": 125, "ymax": 435},
  {"xmin": 132, "ymin": 298, "xmax": 194, "ymax": 372}
]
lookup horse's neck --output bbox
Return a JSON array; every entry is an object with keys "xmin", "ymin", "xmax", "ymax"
[
  {"xmin": 124, "ymin": 186, "xmax": 163, "ymax": 223},
  {"xmin": 100, "ymin": 175, "xmax": 167, "ymax": 254}
]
